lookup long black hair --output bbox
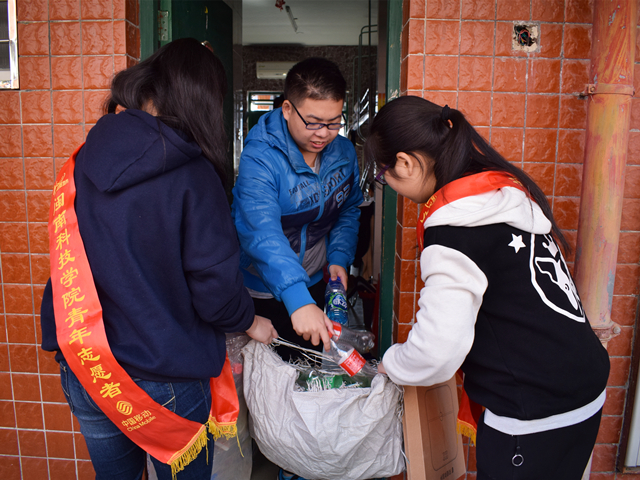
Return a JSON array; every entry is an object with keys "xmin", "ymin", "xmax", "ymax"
[
  {"xmin": 365, "ymin": 96, "xmax": 569, "ymax": 252},
  {"xmin": 104, "ymin": 38, "xmax": 229, "ymax": 185}
]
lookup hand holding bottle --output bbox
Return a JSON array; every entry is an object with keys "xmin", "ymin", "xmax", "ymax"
[
  {"xmin": 291, "ymin": 304, "xmax": 335, "ymax": 351},
  {"xmin": 328, "ymin": 264, "xmax": 348, "ymax": 290}
]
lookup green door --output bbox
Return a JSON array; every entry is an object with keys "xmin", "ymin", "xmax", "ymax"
[{"xmin": 377, "ymin": 0, "xmax": 401, "ymax": 355}]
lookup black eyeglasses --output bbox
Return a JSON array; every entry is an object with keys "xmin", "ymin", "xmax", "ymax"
[
  {"xmin": 290, "ymin": 102, "xmax": 346, "ymax": 131},
  {"xmin": 374, "ymin": 164, "xmax": 390, "ymax": 185}
]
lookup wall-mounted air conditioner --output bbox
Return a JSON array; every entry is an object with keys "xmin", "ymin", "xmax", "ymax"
[{"xmin": 256, "ymin": 62, "xmax": 296, "ymax": 79}]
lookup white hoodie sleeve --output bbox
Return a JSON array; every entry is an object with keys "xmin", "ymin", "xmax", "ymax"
[{"xmin": 382, "ymin": 244, "xmax": 488, "ymax": 386}]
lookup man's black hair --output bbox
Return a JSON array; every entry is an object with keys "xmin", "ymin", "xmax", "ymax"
[{"xmin": 284, "ymin": 57, "xmax": 346, "ymax": 105}]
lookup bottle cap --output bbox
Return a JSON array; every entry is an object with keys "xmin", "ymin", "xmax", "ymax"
[{"xmin": 231, "ymin": 363, "xmax": 243, "ymax": 375}]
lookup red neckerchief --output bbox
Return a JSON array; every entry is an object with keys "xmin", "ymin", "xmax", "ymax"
[{"xmin": 417, "ymin": 171, "xmax": 529, "ymax": 249}]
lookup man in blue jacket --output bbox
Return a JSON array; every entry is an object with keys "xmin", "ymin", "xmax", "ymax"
[{"xmin": 232, "ymin": 58, "xmax": 363, "ymax": 360}]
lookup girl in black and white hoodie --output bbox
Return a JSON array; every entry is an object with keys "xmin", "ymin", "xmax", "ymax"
[{"xmin": 368, "ymin": 96, "xmax": 610, "ymax": 480}]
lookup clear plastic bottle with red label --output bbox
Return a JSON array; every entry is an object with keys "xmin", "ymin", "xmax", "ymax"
[
  {"xmin": 328, "ymin": 338, "xmax": 377, "ymax": 377},
  {"xmin": 331, "ymin": 321, "xmax": 375, "ymax": 354}
]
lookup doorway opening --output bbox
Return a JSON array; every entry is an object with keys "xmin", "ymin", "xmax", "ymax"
[
  {"xmin": 140, "ymin": 0, "xmax": 389, "ymax": 331},
  {"xmin": 138, "ymin": 2, "xmax": 397, "ymax": 478}
]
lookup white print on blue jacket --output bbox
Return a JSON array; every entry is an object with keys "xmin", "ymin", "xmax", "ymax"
[
  {"xmin": 231, "ymin": 108, "xmax": 363, "ymax": 314},
  {"xmin": 283, "ymin": 168, "xmax": 353, "ymax": 252}
]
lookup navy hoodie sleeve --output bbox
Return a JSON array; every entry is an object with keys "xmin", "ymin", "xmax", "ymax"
[
  {"xmin": 40, "ymin": 280, "xmax": 59, "ymax": 353},
  {"xmin": 181, "ymin": 162, "xmax": 255, "ymax": 333}
]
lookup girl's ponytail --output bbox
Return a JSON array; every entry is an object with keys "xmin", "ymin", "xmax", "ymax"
[
  {"xmin": 434, "ymin": 105, "xmax": 473, "ymax": 190},
  {"xmin": 441, "ymin": 105, "xmax": 569, "ymax": 253}
]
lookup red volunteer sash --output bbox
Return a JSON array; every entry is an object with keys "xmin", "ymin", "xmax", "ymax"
[
  {"xmin": 415, "ymin": 171, "xmax": 529, "ymax": 445},
  {"xmin": 49, "ymin": 145, "xmax": 239, "ymax": 478}
]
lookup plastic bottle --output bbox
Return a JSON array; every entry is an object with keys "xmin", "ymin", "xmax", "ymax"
[
  {"xmin": 329, "ymin": 339, "xmax": 366, "ymax": 376},
  {"xmin": 327, "ymin": 339, "xmax": 377, "ymax": 378},
  {"xmin": 331, "ymin": 321, "xmax": 375, "ymax": 354},
  {"xmin": 325, "ymin": 277, "xmax": 348, "ymax": 325}
]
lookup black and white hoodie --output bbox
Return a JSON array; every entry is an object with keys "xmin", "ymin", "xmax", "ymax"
[{"xmin": 382, "ymin": 178, "xmax": 610, "ymax": 435}]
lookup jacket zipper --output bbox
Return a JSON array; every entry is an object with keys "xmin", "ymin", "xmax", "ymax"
[{"xmin": 298, "ymin": 158, "xmax": 343, "ymax": 265}]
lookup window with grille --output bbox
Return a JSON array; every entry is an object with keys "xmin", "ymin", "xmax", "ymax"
[{"xmin": 0, "ymin": 0, "xmax": 18, "ymax": 89}]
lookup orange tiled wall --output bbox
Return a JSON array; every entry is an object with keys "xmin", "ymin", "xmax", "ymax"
[
  {"xmin": 393, "ymin": 0, "xmax": 640, "ymax": 478},
  {"xmin": 0, "ymin": 1, "xmax": 139, "ymax": 478}
]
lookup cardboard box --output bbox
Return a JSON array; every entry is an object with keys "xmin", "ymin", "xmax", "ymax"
[{"xmin": 402, "ymin": 377, "xmax": 466, "ymax": 480}]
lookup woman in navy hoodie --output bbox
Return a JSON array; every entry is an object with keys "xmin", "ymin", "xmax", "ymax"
[{"xmin": 40, "ymin": 38, "xmax": 276, "ymax": 479}]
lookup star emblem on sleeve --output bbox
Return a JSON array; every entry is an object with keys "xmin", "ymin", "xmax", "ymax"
[{"xmin": 508, "ymin": 234, "xmax": 526, "ymax": 253}]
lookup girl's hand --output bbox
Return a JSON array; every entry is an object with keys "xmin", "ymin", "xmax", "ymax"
[
  {"xmin": 246, "ymin": 315, "xmax": 278, "ymax": 344},
  {"xmin": 377, "ymin": 361, "xmax": 387, "ymax": 375},
  {"xmin": 291, "ymin": 304, "xmax": 335, "ymax": 351},
  {"xmin": 328, "ymin": 264, "xmax": 348, "ymax": 290}
]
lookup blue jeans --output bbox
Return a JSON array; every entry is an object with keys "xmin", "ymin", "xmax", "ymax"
[{"xmin": 59, "ymin": 360, "xmax": 214, "ymax": 480}]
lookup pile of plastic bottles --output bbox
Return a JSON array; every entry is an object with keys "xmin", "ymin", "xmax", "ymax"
[
  {"xmin": 292, "ymin": 321, "xmax": 378, "ymax": 392},
  {"xmin": 295, "ymin": 367, "xmax": 374, "ymax": 392}
]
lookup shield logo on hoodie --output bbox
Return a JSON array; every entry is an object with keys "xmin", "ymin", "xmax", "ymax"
[{"xmin": 529, "ymin": 234, "xmax": 585, "ymax": 322}]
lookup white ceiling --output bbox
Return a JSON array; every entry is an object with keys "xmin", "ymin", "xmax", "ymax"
[{"xmin": 242, "ymin": 0, "xmax": 379, "ymax": 46}]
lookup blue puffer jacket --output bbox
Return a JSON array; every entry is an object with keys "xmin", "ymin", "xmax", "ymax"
[{"xmin": 232, "ymin": 108, "xmax": 363, "ymax": 315}]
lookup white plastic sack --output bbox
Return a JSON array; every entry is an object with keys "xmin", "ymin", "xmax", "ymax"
[{"xmin": 242, "ymin": 340, "xmax": 405, "ymax": 480}]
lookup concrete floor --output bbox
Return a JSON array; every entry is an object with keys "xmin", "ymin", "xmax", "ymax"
[
  {"xmin": 146, "ymin": 443, "xmax": 280, "ymax": 480},
  {"xmin": 250, "ymin": 446, "xmax": 281, "ymax": 480}
]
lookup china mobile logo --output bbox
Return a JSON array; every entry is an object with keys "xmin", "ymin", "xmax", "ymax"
[{"xmin": 116, "ymin": 401, "xmax": 133, "ymax": 416}]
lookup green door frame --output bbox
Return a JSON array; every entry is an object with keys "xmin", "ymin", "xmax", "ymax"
[
  {"xmin": 377, "ymin": 0, "xmax": 401, "ymax": 356},
  {"xmin": 140, "ymin": 0, "xmax": 158, "ymax": 61}
]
